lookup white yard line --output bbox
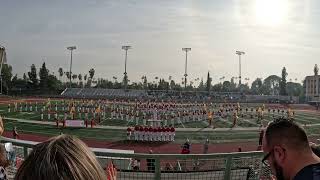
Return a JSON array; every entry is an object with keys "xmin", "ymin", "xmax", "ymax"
[
  {"xmin": 238, "ymin": 118, "xmax": 259, "ymax": 126},
  {"xmin": 216, "ymin": 117, "xmax": 232, "ymax": 125},
  {"xmin": 177, "ymin": 119, "xmax": 185, "ymax": 128}
]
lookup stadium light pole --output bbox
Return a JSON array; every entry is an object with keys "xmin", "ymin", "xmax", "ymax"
[
  {"xmin": 182, "ymin": 48, "xmax": 191, "ymax": 89},
  {"xmin": 236, "ymin": 51, "xmax": 245, "ymax": 86},
  {"xmin": 122, "ymin": 45, "xmax": 131, "ymax": 90},
  {"xmin": 0, "ymin": 45, "xmax": 7, "ymax": 94},
  {"xmin": 67, "ymin": 46, "xmax": 76, "ymax": 88}
]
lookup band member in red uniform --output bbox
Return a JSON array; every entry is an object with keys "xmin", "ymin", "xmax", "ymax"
[
  {"xmin": 85, "ymin": 119, "xmax": 88, "ymax": 128},
  {"xmin": 153, "ymin": 127, "xmax": 158, "ymax": 142},
  {"xmin": 161, "ymin": 126, "xmax": 166, "ymax": 142},
  {"xmin": 157, "ymin": 126, "xmax": 162, "ymax": 141},
  {"xmin": 165, "ymin": 126, "xmax": 170, "ymax": 141},
  {"xmin": 148, "ymin": 126, "xmax": 153, "ymax": 142},
  {"xmin": 134, "ymin": 126, "xmax": 139, "ymax": 141},
  {"xmin": 139, "ymin": 126, "xmax": 144, "ymax": 141},
  {"xmin": 90, "ymin": 119, "xmax": 95, "ymax": 128},
  {"xmin": 146, "ymin": 126, "xmax": 151, "ymax": 141},
  {"xmin": 127, "ymin": 127, "xmax": 132, "ymax": 140},
  {"xmin": 170, "ymin": 126, "xmax": 175, "ymax": 141}
]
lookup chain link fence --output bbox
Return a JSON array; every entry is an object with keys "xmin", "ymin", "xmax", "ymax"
[{"xmin": 1, "ymin": 138, "xmax": 271, "ymax": 180}]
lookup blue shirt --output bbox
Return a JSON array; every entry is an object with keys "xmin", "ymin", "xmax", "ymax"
[{"xmin": 294, "ymin": 163, "xmax": 320, "ymax": 180}]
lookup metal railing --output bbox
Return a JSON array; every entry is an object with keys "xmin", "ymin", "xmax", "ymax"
[{"xmin": 1, "ymin": 137, "xmax": 271, "ymax": 180}]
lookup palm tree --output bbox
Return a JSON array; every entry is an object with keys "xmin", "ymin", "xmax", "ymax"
[
  {"xmin": 58, "ymin": 68, "xmax": 63, "ymax": 82},
  {"xmin": 89, "ymin": 68, "xmax": 95, "ymax": 80},
  {"xmin": 190, "ymin": 81, "xmax": 194, "ymax": 87},
  {"xmin": 78, "ymin": 74, "xmax": 82, "ymax": 87},
  {"xmin": 84, "ymin": 74, "xmax": 88, "ymax": 86},
  {"xmin": 78, "ymin": 74, "xmax": 82, "ymax": 81},
  {"xmin": 113, "ymin": 76, "xmax": 117, "ymax": 83},
  {"xmin": 65, "ymin": 72, "xmax": 70, "ymax": 80},
  {"xmin": 72, "ymin": 74, "xmax": 77, "ymax": 82}
]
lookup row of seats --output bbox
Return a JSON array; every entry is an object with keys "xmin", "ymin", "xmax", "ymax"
[{"xmin": 61, "ymin": 88, "xmax": 147, "ymax": 98}]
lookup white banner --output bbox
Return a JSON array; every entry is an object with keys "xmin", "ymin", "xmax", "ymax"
[{"xmin": 65, "ymin": 120, "xmax": 85, "ymax": 127}]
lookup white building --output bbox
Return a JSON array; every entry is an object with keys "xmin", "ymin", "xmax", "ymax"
[{"xmin": 305, "ymin": 75, "xmax": 320, "ymax": 102}]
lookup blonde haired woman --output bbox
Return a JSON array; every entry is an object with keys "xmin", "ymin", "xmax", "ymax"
[{"xmin": 15, "ymin": 134, "xmax": 116, "ymax": 180}]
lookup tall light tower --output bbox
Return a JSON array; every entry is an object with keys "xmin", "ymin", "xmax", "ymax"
[
  {"xmin": 0, "ymin": 45, "xmax": 7, "ymax": 94},
  {"xmin": 236, "ymin": 51, "xmax": 245, "ymax": 85},
  {"xmin": 67, "ymin": 46, "xmax": 76, "ymax": 88},
  {"xmin": 182, "ymin": 48, "xmax": 191, "ymax": 89},
  {"xmin": 122, "ymin": 45, "xmax": 131, "ymax": 90}
]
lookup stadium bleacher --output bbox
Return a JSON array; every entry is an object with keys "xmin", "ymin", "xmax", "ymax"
[{"xmin": 61, "ymin": 88, "xmax": 147, "ymax": 98}]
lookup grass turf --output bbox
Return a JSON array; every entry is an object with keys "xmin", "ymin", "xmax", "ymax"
[{"xmin": 1, "ymin": 102, "xmax": 320, "ymax": 143}]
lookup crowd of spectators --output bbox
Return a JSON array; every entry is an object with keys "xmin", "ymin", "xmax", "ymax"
[{"xmin": 0, "ymin": 116, "xmax": 116, "ymax": 180}]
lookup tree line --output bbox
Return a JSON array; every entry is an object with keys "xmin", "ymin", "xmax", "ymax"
[{"xmin": 2, "ymin": 62, "xmax": 318, "ymax": 100}]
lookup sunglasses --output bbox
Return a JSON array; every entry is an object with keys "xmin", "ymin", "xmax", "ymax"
[
  {"xmin": 262, "ymin": 151, "xmax": 272, "ymax": 166},
  {"xmin": 262, "ymin": 147, "xmax": 286, "ymax": 167}
]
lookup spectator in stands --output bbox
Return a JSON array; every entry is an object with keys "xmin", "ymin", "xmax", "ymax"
[
  {"xmin": 0, "ymin": 145, "xmax": 9, "ymax": 180},
  {"xmin": 262, "ymin": 118, "xmax": 320, "ymax": 180},
  {"xmin": 131, "ymin": 159, "xmax": 140, "ymax": 171},
  {"xmin": 12, "ymin": 126, "xmax": 18, "ymax": 139},
  {"xmin": 146, "ymin": 150, "xmax": 155, "ymax": 172},
  {"xmin": 0, "ymin": 116, "xmax": 4, "ymax": 136},
  {"xmin": 15, "ymin": 134, "xmax": 107, "ymax": 180},
  {"xmin": 164, "ymin": 163, "xmax": 173, "ymax": 171}
]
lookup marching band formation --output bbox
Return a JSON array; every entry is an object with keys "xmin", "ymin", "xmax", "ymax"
[{"xmin": 7, "ymin": 99, "xmax": 295, "ymax": 142}]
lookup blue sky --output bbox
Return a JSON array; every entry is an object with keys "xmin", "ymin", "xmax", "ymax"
[{"xmin": 0, "ymin": 0, "xmax": 319, "ymax": 85}]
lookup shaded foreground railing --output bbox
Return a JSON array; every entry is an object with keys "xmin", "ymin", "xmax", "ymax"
[{"xmin": 1, "ymin": 137, "xmax": 271, "ymax": 180}]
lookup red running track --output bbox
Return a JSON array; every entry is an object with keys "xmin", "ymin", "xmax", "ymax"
[{"xmin": 3, "ymin": 131, "xmax": 262, "ymax": 154}]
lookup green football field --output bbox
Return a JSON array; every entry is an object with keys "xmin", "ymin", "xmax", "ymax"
[{"xmin": 1, "ymin": 101, "xmax": 320, "ymax": 144}]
